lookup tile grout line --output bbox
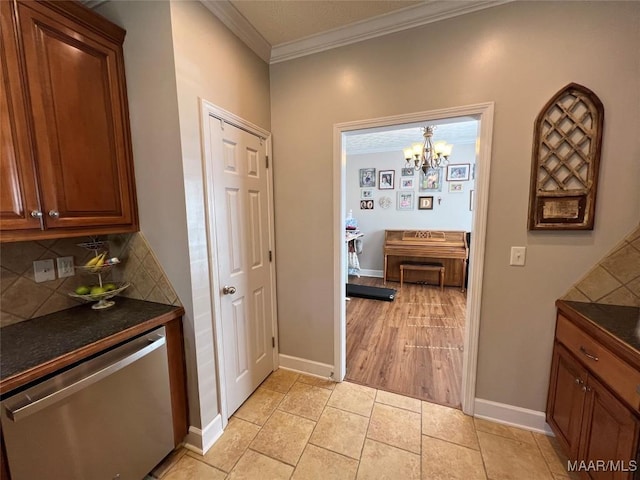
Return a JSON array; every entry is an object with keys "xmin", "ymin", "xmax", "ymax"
[
  {"xmin": 354, "ymin": 390, "xmax": 376, "ymax": 480},
  {"xmin": 246, "ymin": 375, "xmax": 320, "ymax": 473},
  {"xmin": 471, "ymin": 421, "xmax": 491, "ymax": 480}
]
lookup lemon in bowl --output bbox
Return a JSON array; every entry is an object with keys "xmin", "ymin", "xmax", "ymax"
[
  {"xmin": 74, "ymin": 285, "xmax": 90, "ymax": 295},
  {"xmin": 90, "ymin": 286, "xmax": 107, "ymax": 296}
]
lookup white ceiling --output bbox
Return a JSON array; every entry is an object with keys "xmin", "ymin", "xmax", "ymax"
[
  {"xmin": 228, "ymin": 0, "xmax": 421, "ymax": 46},
  {"xmin": 345, "ymin": 119, "xmax": 479, "ymax": 156}
]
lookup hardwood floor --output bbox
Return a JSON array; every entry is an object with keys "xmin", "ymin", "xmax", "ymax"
[{"xmin": 345, "ymin": 276, "xmax": 466, "ymax": 408}]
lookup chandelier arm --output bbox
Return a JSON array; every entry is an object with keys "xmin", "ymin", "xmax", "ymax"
[{"xmin": 405, "ymin": 125, "xmax": 450, "ymax": 172}]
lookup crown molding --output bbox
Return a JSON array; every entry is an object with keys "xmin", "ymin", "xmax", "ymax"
[
  {"xmin": 270, "ymin": 0, "xmax": 510, "ymax": 64},
  {"xmin": 200, "ymin": 0, "xmax": 510, "ymax": 65},
  {"xmin": 200, "ymin": 0, "xmax": 272, "ymax": 63},
  {"xmin": 81, "ymin": 0, "xmax": 109, "ymax": 8}
]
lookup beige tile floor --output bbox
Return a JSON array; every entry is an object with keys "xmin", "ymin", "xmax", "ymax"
[{"xmin": 151, "ymin": 369, "xmax": 578, "ymax": 480}]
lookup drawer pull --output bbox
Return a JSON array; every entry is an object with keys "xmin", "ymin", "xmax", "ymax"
[{"xmin": 580, "ymin": 346, "xmax": 599, "ymax": 362}]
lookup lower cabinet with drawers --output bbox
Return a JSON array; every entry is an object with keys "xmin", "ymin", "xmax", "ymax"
[{"xmin": 547, "ymin": 301, "xmax": 640, "ymax": 480}]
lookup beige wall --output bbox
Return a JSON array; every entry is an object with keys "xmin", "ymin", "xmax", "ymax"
[
  {"xmin": 270, "ymin": 1, "xmax": 640, "ymax": 411},
  {"xmin": 169, "ymin": 0, "xmax": 271, "ymax": 433},
  {"xmin": 97, "ymin": 0, "xmax": 271, "ymax": 441}
]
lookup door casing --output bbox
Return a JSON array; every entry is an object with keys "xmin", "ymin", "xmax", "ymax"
[{"xmin": 332, "ymin": 103, "xmax": 495, "ymax": 415}]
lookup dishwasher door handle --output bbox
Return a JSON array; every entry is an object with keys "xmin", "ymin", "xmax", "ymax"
[{"xmin": 5, "ymin": 334, "xmax": 166, "ymax": 422}]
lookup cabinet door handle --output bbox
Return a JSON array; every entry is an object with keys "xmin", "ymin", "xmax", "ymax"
[
  {"xmin": 579, "ymin": 346, "xmax": 599, "ymax": 362},
  {"xmin": 581, "ymin": 385, "xmax": 592, "ymax": 393},
  {"xmin": 574, "ymin": 377, "xmax": 584, "ymax": 385},
  {"xmin": 48, "ymin": 210, "xmax": 59, "ymax": 218},
  {"xmin": 30, "ymin": 210, "xmax": 44, "ymax": 229}
]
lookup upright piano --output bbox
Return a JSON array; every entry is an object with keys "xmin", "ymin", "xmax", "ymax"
[{"xmin": 383, "ymin": 230, "xmax": 469, "ymax": 291}]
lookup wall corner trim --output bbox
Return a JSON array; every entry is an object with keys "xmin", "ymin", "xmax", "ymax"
[
  {"xmin": 474, "ymin": 398, "xmax": 554, "ymax": 435},
  {"xmin": 183, "ymin": 415, "xmax": 224, "ymax": 455}
]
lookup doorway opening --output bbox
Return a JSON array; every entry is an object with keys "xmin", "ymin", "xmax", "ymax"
[
  {"xmin": 332, "ymin": 104, "xmax": 494, "ymax": 415},
  {"xmin": 344, "ymin": 119, "xmax": 477, "ymax": 408}
]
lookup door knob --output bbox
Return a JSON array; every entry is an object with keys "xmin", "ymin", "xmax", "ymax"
[
  {"xmin": 48, "ymin": 210, "xmax": 59, "ymax": 218},
  {"xmin": 222, "ymin": 285, "xmax": 237, "ymax": 295},
  {"xmin": 30, "ymin": 210, "xmax": 43, "ymax": 218}
]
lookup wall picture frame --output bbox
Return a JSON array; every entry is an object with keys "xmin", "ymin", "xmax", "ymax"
[
  {"xmin": 378, "ymin": 170, "xmax": 395, "ymax": 190},
  {"xmin": 400, "ymin": 178, "xmax": 414, "ymax": 190},
  {"xmin": 449, "ymin": 182, "xmax": 463, "ymax": 193},
  {"xmin": 401, "ymin": 167, "xmax": 415, "ymax": 177},
  {"xmin": 360, "ymin": 199, "xmax": 374, "ymax": 210},
  {"xmin": 418, "ymin": 196, "xmax": 434, "ymax": 210},
  {"xmin": 378, "ymin": 196, "xmax": 392, "ymax": 209},
  {"xmin": 419, "ymin": 167, "xmax": 442, "ymax": 192},
  {"xmin": 397, "ymin": 191, "xmax": 414, "ymax": 210},
  {"xmin": 469, "ymin": 190, "xmax": 475, "ymax": 211},
  {"xmin": 359, "ymin": 168, "xmax": 376, "ymax": 187},
  {"xmin": 361, "ymin": 189, "xmax": 373, "ymax": 199},
  {"xmin": 446, "ymin": 164, "xmax": 470, "ymax": 181},
  {"xmin": 528, "ymin": 83, "xmax": 603, "ymax": 230}
]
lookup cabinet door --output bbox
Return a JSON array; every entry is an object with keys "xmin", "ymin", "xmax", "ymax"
[
  {"xmin": 0, "ymin": 1, "xmax": 41, "ymax": 232},
  {"xmin": 579, "ymin": 376, "xmax": 640, "ymax": 480},
  {"xmin": 547, "ymin": 343, "xmax": 589, "ymax": 459},
  {"xmin": 16, "ymin": 1, "xmax": 136, "ymax": 230}
]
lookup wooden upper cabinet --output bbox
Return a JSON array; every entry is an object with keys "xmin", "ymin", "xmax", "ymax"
[
  {"xmin": 0, "ymin": 0, "xmax": 41, "ymax": 232},
  {"xmin": 0, "ymin": 0, "xmax": 138, "ymax": 241}
]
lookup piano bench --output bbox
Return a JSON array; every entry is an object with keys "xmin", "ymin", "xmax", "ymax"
[{"xmin": 400, "ymin": 263, "xmax": 445, "ymax": 290}]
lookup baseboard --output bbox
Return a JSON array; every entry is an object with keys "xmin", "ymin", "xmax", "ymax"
[
  {"xmin": 278, "ymin": 353, "xmax": 335, "ymax": 380},
  {"xmin": 183, "ymin": 414, "xmax": 224, "ymax": 455},
  {"xmin": 474, "ymin": 398, "xmax": 554, "ymax": 435},
  {"xmin": 357, "ymin": 269, "xmax": 383, "ymax": 278}
]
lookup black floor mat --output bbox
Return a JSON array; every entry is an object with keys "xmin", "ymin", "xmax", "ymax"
[{"xmin": 346, "ymin": 283, "xmax": 396, "ymax": 301}]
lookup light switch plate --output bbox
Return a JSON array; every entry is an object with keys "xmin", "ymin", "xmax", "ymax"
[
  {"xmin": 34, "ymin": 259, "xmax": 56, "ymax": 282},
  {"xmin": 510, "ymin": 246, "xmax": 526, "ymax": 266},
  {"xmin": 57, "ymin": 256, "xmax": 75, "ymax": 278}
]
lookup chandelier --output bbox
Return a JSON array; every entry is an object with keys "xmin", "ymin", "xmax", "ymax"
[{"xmin": 403, "ymin": 126, "xmax": 453, "ymax": 174}]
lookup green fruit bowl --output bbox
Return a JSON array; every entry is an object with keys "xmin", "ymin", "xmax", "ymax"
[{"xmin": 69, "ymin": 282, "xmax": 130, "ymax": 309}]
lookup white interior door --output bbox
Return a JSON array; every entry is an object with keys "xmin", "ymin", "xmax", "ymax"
[{"xmin": 209, "ymin": 117, "xmax": 274, "ymax": 416}]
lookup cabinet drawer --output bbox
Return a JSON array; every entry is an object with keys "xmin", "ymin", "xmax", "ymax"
[{"xmin": 556, "ymin": 314, "xmax": 640, "ymax": 412}]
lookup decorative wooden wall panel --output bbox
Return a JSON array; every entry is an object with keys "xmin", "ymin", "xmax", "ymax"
[{"xmin": 528, "ymin": 83, "xmax": 604, "ymax": 230}]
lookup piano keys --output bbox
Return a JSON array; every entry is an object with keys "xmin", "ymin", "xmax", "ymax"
[{"xmin": 383, "ymin": 230, "xmax": 469, "ymax": 291}]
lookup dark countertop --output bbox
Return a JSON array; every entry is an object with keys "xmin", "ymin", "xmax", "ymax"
[
  {"xmin": 0, "ymin": 297, "xmax": 184, "ymax": 394},
  {"xmin": 559, "ymin": 300, "xmax": 640, "ymax": 353}
]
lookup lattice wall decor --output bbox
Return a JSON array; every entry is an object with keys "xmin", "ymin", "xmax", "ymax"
[{"xmin": 528, "ymin": 83, "xmax": 604, "ymax": 230}]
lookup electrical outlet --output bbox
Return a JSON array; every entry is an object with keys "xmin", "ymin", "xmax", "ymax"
[
  {"xmin": 57, "ymin": 256, "xmax": 75, "ymax": 278},
  {"xmin": 34, "ymin": 259, "xmax": 56, "ymax": 282},
  {"xmin": 510, "ymin": 246, "xmax": 526, "ymax": 266}
]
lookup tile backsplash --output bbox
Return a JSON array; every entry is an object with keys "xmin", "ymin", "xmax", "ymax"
[
  {"xmin": 1, "ymin": 233, "xmax": 180, "ymax": 327},
  {"xmin": 563, "ymin": 224, "xmax": 640, "ymax": 307}
]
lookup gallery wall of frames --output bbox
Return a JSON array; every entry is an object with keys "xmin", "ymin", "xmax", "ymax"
[{"xmin": 346, "ymin": 143, "xmax": 476, "ymax": 273}]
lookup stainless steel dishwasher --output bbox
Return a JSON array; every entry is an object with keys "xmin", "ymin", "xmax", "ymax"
[{"xmin": 1, "ymin": 326, "xmax": 174, "ymax": 480}]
